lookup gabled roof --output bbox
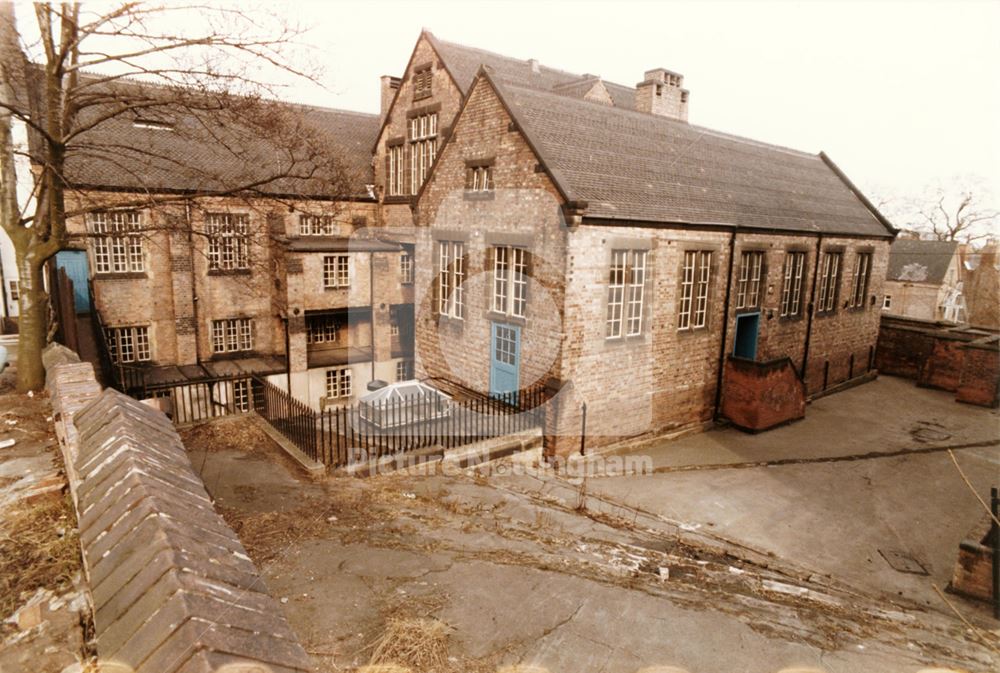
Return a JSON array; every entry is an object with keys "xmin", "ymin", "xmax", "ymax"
[
  {"xmin": 478, "ymin": 73, "xmax": 893, "ymax": 237},
  {"xmin": 425, "ymin": 32, "xmax": 637, "ymax": 109},
  {"xmin": 31, "ymin": 73, "xmax": 380, "ymax": 199},
  {"xmin": 887, "ymin": 239, "xmax": 959, "ymax": 283}
]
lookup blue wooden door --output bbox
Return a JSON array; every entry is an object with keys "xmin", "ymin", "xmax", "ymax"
[
  {"xmin": 489, "ymin": 322, "xmax": 520, "ymax": 400},
  {"xmin": 733, "ymin": 312, "xmax": 760, "ymax": 360},
  {"xmin": 55, "ymin": 251, "xmax": 91, "ymax": 313}
]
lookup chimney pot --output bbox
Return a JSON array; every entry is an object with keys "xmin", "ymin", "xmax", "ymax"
[
  {"xmin": 528, "ymin": 58, "xmax": 540, "ymax": 74},
  {"xmin": 636, "ymin": 67, "xmax": 688, "ymax": 122}
]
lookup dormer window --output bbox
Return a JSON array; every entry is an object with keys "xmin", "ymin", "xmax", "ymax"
[{"xmin": 413, "ymin": 65, "xmax": 433, "ymax": 100}]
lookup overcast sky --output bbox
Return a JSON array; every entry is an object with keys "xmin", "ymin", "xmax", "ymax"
[
  {"xmin": 278, "ymin": 0, "xmax": 997, "ymax": 207},
  {"xmin": 15, "ymin": 0, "xmax": 1000, "ymax": 209}
]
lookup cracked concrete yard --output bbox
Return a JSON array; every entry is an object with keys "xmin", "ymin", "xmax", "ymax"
[{"xmin": 182, "ymin": 377, "xmax": 999, "ymax": 673}]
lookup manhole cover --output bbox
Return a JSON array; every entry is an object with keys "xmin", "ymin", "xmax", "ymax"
[{"xmin": 879, "ymin": 548, "xmax": 929, "ymax": 575}]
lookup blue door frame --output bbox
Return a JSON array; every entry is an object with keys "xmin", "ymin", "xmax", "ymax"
[
  {"xmin": 733, "ymin": 312, "xmax": 760, "ymax": 360},
  {"xmin": 489, "ymin": 322, "xmax": 520, "ymax": 400},
  {"xmin": 55, "ymin": 250, "xmax": 92, "ymax": 313}
]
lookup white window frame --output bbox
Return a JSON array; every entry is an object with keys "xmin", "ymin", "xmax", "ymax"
[
  {"xmin": 817, "ymin": 251, "xmax": 841, "ymax": 314},
  {"xmin": 469, "ymin": 165, "xmax": 493, "ymax": 192},
  {"xmin": 325, "ymin": 367, "xmax": 352, "ymax": 399},
  {"xmin": 323, "ymin": 254, "xmax": 351, "ymax": 289},
  {"xmin": 883, "ymin": 295, "xmax": 892, "ymax": 310},
  {"xmin": 7, "ymin": 280, "xmax": 18, "ymax": 302},
  {"xmin": 395, "ymin": 359, "xmax": 413, "ymax": 382},
  {"xmin": 299, "ymin": 214, "xmax": 334, "ymax": 236},
  {"xmin": 206, "ymin": 213, "xmax": 250, "ymax": 271},
  {"xmin": 105, "ymin": 325, "xmax": 151, "ymax": 363},
  {"xmin": 388, "ymin": 144, "xmax": 404, "ymax": 197},
  {"xmin": 306, "ymin": 315, "xmax": 340, "ymax": 344},
  {"xmin": 89, "ymin": 210, "xmax": 144, "ymax": 274},
  {"xmin": 211, "ymin": 318, "xmax": 253, "ymax": 353},
  {"xmin": 409, "ymin": 113, "xmax": 438, "ymax": 194},
  {"xmin": 780, "ymin": 251, "xmax": 806, "ymax": 317},
  {"xmin": 606, "ymin": 249, "xmax": 647, "ymax": 339},
  {"xmin": 735, "ymin": 250, "xmax": 764, "ymax": 310},
  {"xmin": 400, "ymin": 251, "xmax": 414, "ymax": 284},
  {"xmin": 851, "ymin": 252, "xmax": 872, "ymax": 308},
  {"xmin": 437, "ymin": 240, "xmax": 464, "ymax": 319},
  {"xmin": 491, "ymin": 246, "xmax": 527, "ymax": 318},
  {"xmin": 232, "ymin": 379, "xmax": 251, "ymax": 412},
  {"xmin": 679, "ymin": 250, "xmax": 712, "ymax": 331}
]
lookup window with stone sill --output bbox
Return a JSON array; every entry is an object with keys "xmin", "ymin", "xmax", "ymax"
[
  {"xmin": 678, "ymin": 250, "xmax": 712, "ymax": 330},
  {"xmin": 206, "ymin": 212, "xmax": 250, "ymax": 271},
  {"xmin": 850, "ymin": 252, "xmax": 873, "ymax": 308},
  {"xmin": 89, "ymin": 210, "xmax": 144, "ymax": 274},
  {"xmin": 105, "ymin": 325, "xmax": 151, "ymax": 363},
  {"xmin": 780, "ymin": 251, "xmax": 806, "ymax": 317},
  {"xmin": 396, "ymin": 359, "xmax": 414, "ymax": 382},
  {"xmin": 436, "ymin": 240, "xmax": 464, "ymax": 319},
  {"xmin": 817, "ymin": 251, "xmax": 842, "ymax": 314},
  {"xmin": 211, "ymin": 318, "xmax": 253, "ymax": 354},
  {"xmin": 735, "ymin": 250, "xmax": 764, "ymax": 310},
  {"xmin": 306, "ymin": 315, "xmax": 340, "ymax": 344},
  {"xmin": 325, "ymin": 366, "xmax": 352, "ymax": 398},
  {"xmin": 467, "ymin": 165, "xmax": 493, "ymax": 193},
  {"xmin": 400, "ymin": 251, "xmax": 414, "ymax": 284},
  {"xmin": 409, "ymin": 113, "xmax": 438, "ymax": 194},
  {"xmin": 387, "ymin": 144, "xmax": 405, "ymax": 197},
  {"xmin": 323, "ymin": 254, "xmax": 351, "ymax": 289},
  {"xmin": 298, "ymin": 214, "xmax": 335, "ymax": 236},
  {"xmin": 606, "ymin": 249, "xmax": 647, "ymax": 338},
  {"xmin": 492, "ymin": 246, "xmax": 527, "ymax": 318},
  {"xmin": 7, "ymin": 280, "xmax": 18, "ymax": 302}
]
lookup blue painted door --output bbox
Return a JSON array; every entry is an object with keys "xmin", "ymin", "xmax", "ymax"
[
  {"xmin": 489, "ymin": 322, "xmax": 520, "ymax": 401},
  {"xmin": 733, "ymin": 312, "xmax": 760, "ymax": 360},
  {"xmin": 55, "ymin": 251, "xmax": 91, "ymax": 313}
]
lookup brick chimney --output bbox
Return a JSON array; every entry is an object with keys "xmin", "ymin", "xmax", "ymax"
[
  {"xmin": 635, "ymin": 68, "xmax": 689, "ymax": 121},
  {"xmin": 380, "ymin": 75, "xmax": 401, "ymax": 123}
]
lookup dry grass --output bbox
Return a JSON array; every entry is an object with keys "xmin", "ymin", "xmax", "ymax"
[
  {"xmin": 0, "ymin": 493, "xmax": 82, "ymax": 623},
  {"xmin": 367, "ymin": 616, "xmax": 452, "ymax": 672},
  {"xmin": 178, "ymin": 415, "xmax": 273, "ymax": 453},
  {"xmin": 220, "ymin": 498, "xmax": 342, "ymax": 565}
]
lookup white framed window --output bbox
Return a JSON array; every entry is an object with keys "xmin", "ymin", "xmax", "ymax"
[
  {"xmin": 325, "ymin": 367, "xmax": 352, "ymax": 398},
  {"xmin": 105, "ymin": 325, "xmax": 151, "ymax": 363},
  {"xmin": 323, "ymin": 254, "xmax": 350, "ymax": 288},
  {"xmin": 437, "ymin": 240, "xmax": 464, "ymax": 319},
  {"xmin": 211, "ymin": 318, "xmax": 253, "ymax": 353},
  {"xmin": 467, "ymin": 165, "xmax": 493, "ymax": 192},
  {"xmin": 883, "ymin": 295, "xmax": 892, "ymax": 310},
  {"xmin": 7, "ymin": 280, "xmax": 18, "ymax": 302},
  {"xmin": 89, "ymin": 210, "xmax": 144, "ymax": 274},
  {"xmin": 400, "ymin": 251, "xmax": 414, "ymax": 284},
  {"xmin": 678, "ymin": 250, "xmax": 712, "ymax": 330},
  {"xmin": 298, "ymin": 214, "xmax": 334, "ymax": 236},
  {"xmin": 306, "ymin": 315, "xmax": 340, "ymax": 344},
  {"xmin": 606, "ymin": 249, "xmax": 647, "ymax": 338},
  {"xmin": 817, "ymin": 251, "xmax": 842, "ymax": 314},
  {"xmin": 491, "ymin": 246, "xmax": 528, "ymax": 318},
  {"xmin": 387, "ymin": 145, "xmax": 404, "ymax": 197},
  {"xmin": 735, "ymin": 250, "xmax": 764, "ymax": 310},
  {"xmin": 780, "ymin": 251, "xmax": 806, "ymax": 317},
  {"xmin": 232, "ymin": 379, "xmax": 251, "ymax": 412},
  {"xmin": 409, "ymin": 112, "xmax": 438, "ymax": 194},
  {"xmin": 206, "ymin": 213, "xmax": 250, "ymax": 271},
  {"xmin": 851, "ymin": 252, "xmax": 872, "ymax": 308},
  {"xmin": 396, "ymin": 359, "xmax": 413, "ymax": 382}
]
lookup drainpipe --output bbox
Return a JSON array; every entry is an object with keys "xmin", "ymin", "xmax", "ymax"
[
  {"xmin": 185, "ymin": 200, "xmax": 202, "ymax": 364},
  {"xmin": 0, "ymin": 244, "xmax": 8, "ymax": 320},
  {"xmin": 284, "ymin": 316, "xmax": 291, "ymax": 393},
  {"xmin": 801, "ymin": 234, "xmax": 824, "ymax": 380},
  {"xmin": 369, "ymin": 250, "xmax": 376, "ymax": 382},
  {"xmin": 712, "ymin": 227, "xmax": 738, "ymax": 421}
]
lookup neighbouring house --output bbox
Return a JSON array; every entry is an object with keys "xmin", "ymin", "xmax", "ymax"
[
  {"xmin": 961, "ymin": 241, "xmax": 1000, "ymax": 329},
  {"xmin": 384, "ymin": 33, "xmax": 895, "ymax": 456},
  {"xmin": 883, "ymin": 238, "xmax": 964, "ymax": 322}
]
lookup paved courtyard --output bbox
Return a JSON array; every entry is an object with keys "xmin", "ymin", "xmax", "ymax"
[{"xmin": 183, "ymin": 375, "xmax": 1000, "ymax": 673}]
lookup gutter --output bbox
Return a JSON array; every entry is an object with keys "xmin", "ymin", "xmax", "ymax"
[{"xmin": 712, "ymin": 228, "xmax": 738, "ymax": 420}]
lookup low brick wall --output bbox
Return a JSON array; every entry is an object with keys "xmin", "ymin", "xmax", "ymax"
[
  {"xmin": 720, "ymin": 356, "xmax": 806, "ymax": 432},
  {"xmin": 876, "ymin": 316, "xmax": 1000, "ymax": 408},
  {"xmin": 44, "ymin": 349, "xmax": 312, "ymax": 673}
]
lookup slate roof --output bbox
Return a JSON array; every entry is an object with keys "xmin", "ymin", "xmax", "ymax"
[
  {"xmin": 887, "ymin": 239, "xmax": 959, "ymax": 284},
  {"xmin": 486, "ymin": 76, "xmax": 893, "ymax": 237},
  {"xmin": 427, "ymin": 33, "xmax": 637, "ymax": 109},
  {"xmin": 44, "ymin": 76, "xmax": 379, "ymax": 199}
]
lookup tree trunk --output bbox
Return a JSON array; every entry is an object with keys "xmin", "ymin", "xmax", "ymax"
[{"xmin": 15, "ymin": 254, "xmax": 48, "ymax": 391}]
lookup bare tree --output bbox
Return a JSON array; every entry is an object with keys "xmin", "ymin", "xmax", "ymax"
[
  {"xmin": 0, "ymin": 2, "xmax": 357, "ymax": 392},
  {"xmin": 877, "ymin": 178, "xmax": 998, "ymax": 244}
]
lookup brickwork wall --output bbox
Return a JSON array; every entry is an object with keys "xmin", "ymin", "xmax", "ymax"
[
  {"xmin": 883, "ymin": 280, "xmax": 943, "ymax": 321},
  {"xmin": 413, "ymin": 76, "xmax": 567, "ymax": 397},
  {"xmin": 956, "ymin": 339, "xmax": 1000, "ymax": 407},
  {"xmin": 44, "ymin": 357, "xmax": 310, "ymax": 673},
  {"xmin": 720, "ymin": 357, "xmax": 806, "ymax": 431}
]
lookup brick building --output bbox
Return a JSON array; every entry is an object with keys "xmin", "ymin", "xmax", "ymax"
[
  {"xmin": 377, "ymin": 33, "xmax": 896, "ymax": 455},
  {"xmin": 49, "ymin": 92, "xmax": 416, "ymax": 410},
  {"xmin": 883, "ymin": 238, "xmax": 964, "ymax": 322}
]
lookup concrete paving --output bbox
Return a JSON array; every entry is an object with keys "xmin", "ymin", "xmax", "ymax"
[{"xmin": 186, "ymin": 374, "xmax": 1000, "ymax": 673}]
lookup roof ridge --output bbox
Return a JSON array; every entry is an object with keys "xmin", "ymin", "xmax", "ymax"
[{"xmin": 500, "ymin": 79, "xmax": 818, "ymax": 159}]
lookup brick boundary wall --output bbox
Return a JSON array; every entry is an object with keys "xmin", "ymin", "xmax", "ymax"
[
  {"xmin": 43, "ymin": 344, "xmax": 312, "ymax": 673},
  {"xmin": 719, "ymin": 356, "xmax": 806, "ymax": 432},
  {"xmin": 875, "ymin": 316, "xmax": 1000, "ymax": 408}
]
